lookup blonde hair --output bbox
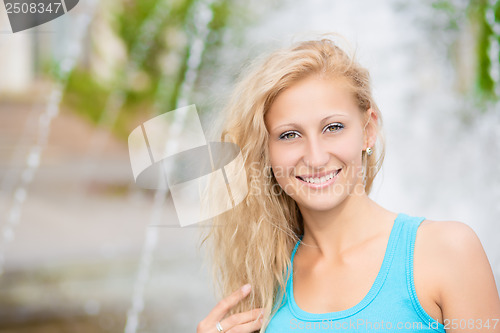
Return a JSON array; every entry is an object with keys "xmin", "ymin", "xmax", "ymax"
[{"xmin": 199, "ymin": 35, "xmax": 385, "ymax": 332}]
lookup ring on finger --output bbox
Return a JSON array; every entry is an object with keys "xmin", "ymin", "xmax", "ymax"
[{"xmin": 216, "ymin": 321, "xmax": 224, "ymax": 332}]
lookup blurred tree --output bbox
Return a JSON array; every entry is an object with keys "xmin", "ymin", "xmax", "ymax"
[
  {"xmin": 467, "ymin": 0, "xmax": 499, "ymax": 100},
  {"xmin": 60, "ymin": 0, "xmax": 254, "ymax": 140},
  {"xmin": 431, "ymin": 0, "xmax": 499, "ymax": 103}
]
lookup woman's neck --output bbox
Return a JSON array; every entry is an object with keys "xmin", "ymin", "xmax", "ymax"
[{"xmin": 298, "ymin": 193, "xmax": 395, "ymax": 261}]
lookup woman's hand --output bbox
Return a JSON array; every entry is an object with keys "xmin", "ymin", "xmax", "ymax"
[{"xmin": 197, "ymin": 284, "xmax": 264, "ymax": 333}]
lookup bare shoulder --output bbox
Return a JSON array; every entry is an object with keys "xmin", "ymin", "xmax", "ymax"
[
  {"xmin": 415, "ymin": 219, "xmax": 500, "ymax": 319},
  {"xmin": 415, "ymin": 219, "xmax": 488, "ymax": 275},
  {"xmin": 417, "ymin": 219, "xmax": 482, "ymax": 254}
]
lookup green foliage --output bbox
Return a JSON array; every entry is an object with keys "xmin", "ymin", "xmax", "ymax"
[
  {"xmin": 63, "ymin": 68, "xmax": 111, "ymax": 124},
  {"xmin": 467, "ymin": 0, "xmax": 497, "ymax": 100},
  {"xmin": 431, "ymin": 0, "xmax": 461, "ymax": 30},
  {"xmin": 431, "ymin": 0, "xmax": 499, "ymax": 103},
  {"xmin": 209, "ymin": 0, "xmax": 232, "ymax": 31},
  {"xmin": 61, "ymin": 0, "xmax": 243, "ymax": 141}
]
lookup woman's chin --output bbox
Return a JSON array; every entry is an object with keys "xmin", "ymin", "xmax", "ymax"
[{"xmin": 293, "ymin": 193, "xmax": 346, "ymax": 213}]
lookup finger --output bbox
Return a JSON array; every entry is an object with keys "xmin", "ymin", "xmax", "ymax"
[
  {"xmin": 226, "ymin": 311, "xmax": 263, "ymax": 333},
  {"xmin": 220, "ymin": 308, "xmax": 263, "ymax": 331},
  {"xmin": 207, "ymin": 284, "xmax": 252, "ymax": 321}
]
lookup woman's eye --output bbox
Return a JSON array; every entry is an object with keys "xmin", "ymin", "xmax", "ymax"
[
  {"xmin": 279, "ymin": 131, "xmax": 300, "ymax": 140},
  {"xmin": 324, "ymin": 123, "xmax": 344, "ymax": 132}
]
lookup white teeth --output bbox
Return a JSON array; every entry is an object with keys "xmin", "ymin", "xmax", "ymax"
[{"xmin": 301, "ymin": 170, "xmax": 339, "ymax": 184}]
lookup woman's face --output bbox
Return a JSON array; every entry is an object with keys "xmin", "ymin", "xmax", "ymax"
[{"xmin": 264, "ymin": 76, "xmax": 376, "ymax": 212}]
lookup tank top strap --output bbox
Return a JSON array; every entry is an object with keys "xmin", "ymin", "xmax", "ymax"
[
  {"xmin": 383, "ymin": 212, "xmax": 426, "ymax": 286},
  {"xmin": 396, "ymin": 213, "xmax": 426, "ymax": 290},
  {"xmin": 272, "ymin": 235, "xmax": 304, "ymax": 313},
  {"xmin": 378, "ymin": 213, "xmax": 445, "ymax": 327},
  {"xmin": 403, "ymin": 214, "xmax": 444, "ymax": 326}
]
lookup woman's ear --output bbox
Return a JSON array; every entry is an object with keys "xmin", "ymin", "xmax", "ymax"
[{"xmin": 363, "ymin": 108, "xmax": 378, "ymax": 149}]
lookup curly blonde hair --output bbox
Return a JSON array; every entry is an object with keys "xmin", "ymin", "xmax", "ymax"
[{"xmin": 199, "ymin": 35, "xmax": 385, "ymax": 332}]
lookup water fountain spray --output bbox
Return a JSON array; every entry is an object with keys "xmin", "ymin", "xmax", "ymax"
[
  {"xmin": 124, "ymin": 0, "xmax": 217, "ymax": 331},
  {"xmin": 0, "ymin": 0, "xmax": 99, "ymax": 275}
]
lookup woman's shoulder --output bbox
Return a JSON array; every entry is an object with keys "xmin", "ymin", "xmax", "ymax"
[
  {"xmin": 417, "ymin": 218, "xmax": 483, "ymax": 257},
  {"xmin": 414, "ymin": 218, "xmax": 499, "ymax": 315},
  {"xmin": 415, "ymin": 218, "xmax": 486, "ymax": 272}
]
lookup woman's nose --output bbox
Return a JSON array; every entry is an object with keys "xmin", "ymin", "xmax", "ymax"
[{"xmin": 302, "ymin": 137, "xmax": 330, "ymax": 168}]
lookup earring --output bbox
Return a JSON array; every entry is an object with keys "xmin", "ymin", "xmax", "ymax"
[{"xmin": 366, "ymin": 147, "xmax": 373, "ymax": 156}]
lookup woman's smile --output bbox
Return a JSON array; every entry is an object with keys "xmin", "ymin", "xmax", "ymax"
[{"xmin": 295, "ymin": 168, "xmax": 342, "ymax": 188}]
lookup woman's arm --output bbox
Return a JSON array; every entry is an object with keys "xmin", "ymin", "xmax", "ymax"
[{"xmin": 421, "ymin": 220, "xmax": 500, "ymax": 332}]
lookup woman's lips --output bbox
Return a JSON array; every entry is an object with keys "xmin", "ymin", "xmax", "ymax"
[{"xmin": 295, "ymin": 169, "xmax": 341, "ymax": 189}]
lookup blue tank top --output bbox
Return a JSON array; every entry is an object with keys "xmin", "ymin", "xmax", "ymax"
[{"xmin": 265, "ymin": 213, "xmax": 445, "ymax": 332}]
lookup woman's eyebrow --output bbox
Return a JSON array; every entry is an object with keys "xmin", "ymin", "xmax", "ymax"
[{"xmin": 271, "ymin": 113, "xmax": 347, "ymax": 132}]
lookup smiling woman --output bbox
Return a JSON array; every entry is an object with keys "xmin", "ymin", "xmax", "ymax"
[
  {"xmin": 265, "ymin": 77, "xmax": 377, "ymax": 211},
  {"xmin": 197, "ymin": 36, "xmax": 500, "ymax": 333}
]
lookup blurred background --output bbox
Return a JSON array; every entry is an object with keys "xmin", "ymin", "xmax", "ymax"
[{"xmin": 0, "ymin": 0, "xmax": 499, "ymax": 332}]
